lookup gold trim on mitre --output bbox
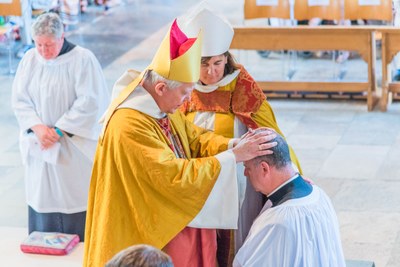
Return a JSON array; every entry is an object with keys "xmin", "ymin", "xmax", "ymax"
[
  {"xmin": 148, "ymin": 19, "xmax": 202, "ymax": 83},
  {"xmin": 99, "ymin": 19, "xmax": 202, "ymax": 141}
]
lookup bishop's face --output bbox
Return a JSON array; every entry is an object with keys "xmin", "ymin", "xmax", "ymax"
[
  {"xmin": 159, "ymin": 82, "xmax": 194, "ymax": 114},
  {"xmin": 34, "ymin": 34, "xmax": 64, "ymax": 60}
]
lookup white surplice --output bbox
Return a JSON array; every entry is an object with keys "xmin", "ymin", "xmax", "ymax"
[
  {"xmin": 12, "ymin": 46, "xmax": 110, "ymax": 214},
  {"xmin": 233, "ymin": 185, "xmax": 346, "ymax": 267}
]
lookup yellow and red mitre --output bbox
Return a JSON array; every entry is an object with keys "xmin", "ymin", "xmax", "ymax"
[
  {"xmin": 100, "ymin": 19, "xmax": 202, "ymax": 139},
  {"xmin": 148, "ymin": 19, "xmax": 202, "ymax": 83}
]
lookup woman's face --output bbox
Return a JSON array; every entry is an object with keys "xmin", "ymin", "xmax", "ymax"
[
  {"xmin": 200, "ymin": 54, "xmax": 227, "ymax": 85},
  {"xmin": 34, "ymin": 34, "xmax": 64, "ymax": 60}
]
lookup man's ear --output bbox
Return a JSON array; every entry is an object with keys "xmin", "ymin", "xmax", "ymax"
[
  {"xmin": 260, "ymin": 161, "xmax": 271, "ymax": 176},
  {"xmin": 154, "ymin": 82, "xmax": 167, "ymax": 96}
]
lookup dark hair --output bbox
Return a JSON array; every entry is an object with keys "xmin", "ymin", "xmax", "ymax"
[
  {"xmin": 105, "ymin": 244, "xmax": 173, "ymax": 267},
  {"xmin": 201, "ymin": 51, "xmax": 240, "ymax": 77},
  {"xmin": 253, "ymin": 129, "xmax": 291, "ymax": 169}
]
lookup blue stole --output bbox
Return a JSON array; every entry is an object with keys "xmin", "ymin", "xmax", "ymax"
[{"xmin": 268, "ymin": 175, "xmax": 313, "ymax": 207}]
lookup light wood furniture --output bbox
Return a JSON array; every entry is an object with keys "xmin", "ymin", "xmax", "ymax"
[
  {"xmin": 342, "ymin": 0, "xmax": 393, "ymax": 110},
  {"xmin": 244, "ymin": 0, "xmax": 342, "ymax": 20},
  {"xmin": 293, "ymin": 0, "xmax": 343, "ymax": 82},
  {"xmin": 230, "ymin": 26, "xmax": 379, "ymax": 111},
  {"xmin": 294, "ymin": 0, "xmax": 341, "ymax": 21},
  {"xmin": 380, "ymin": 28, "xmax": 400, "ymax": 111},
  {"xmin": 344, "ymin": 0, "xmax": 392, "ymax": 22},
  {"xmin": 244, "ymin": 0, "xmax": 291, "ymax": 20},
  {"xmin": 0, "ymin": 0, "xmax": 22, "ymax": 16},
  {"xmin": 243, "ymin": 0, "xmax": 295, "ymax": 80}
]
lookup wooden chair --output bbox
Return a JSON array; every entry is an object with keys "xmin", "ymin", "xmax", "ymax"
[
  {"xmin": 294, "ymin": 0, "xmax": 341, "ymax": 21},
  {"xmin": 244, "ymin": 0, "xmax": 291, "ymax": 20},
  {"xmin": 344, "ymin": 0, "xmax": 392, "ymax": 22}
]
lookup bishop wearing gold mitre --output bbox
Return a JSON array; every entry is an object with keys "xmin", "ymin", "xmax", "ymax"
[{"xmin": 83, "ymin": 18, "xmax": 276, "ymax": 267}]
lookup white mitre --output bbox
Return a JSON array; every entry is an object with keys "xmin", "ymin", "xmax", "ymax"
[{"xmin": 178, "ymin": 4, "xmax": 234, "ymax": 57}]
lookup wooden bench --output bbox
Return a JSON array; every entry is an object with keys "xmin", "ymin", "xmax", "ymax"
[{"xmin": 230, "ymin": 26, "xmax": 379, "ymax": 111}]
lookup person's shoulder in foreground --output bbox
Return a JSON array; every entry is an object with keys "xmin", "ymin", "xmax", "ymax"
[{"xmin": 106, "ymin": 244, "xmax": 173, "ymax": 267}]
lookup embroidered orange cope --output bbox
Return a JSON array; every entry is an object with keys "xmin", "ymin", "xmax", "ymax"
[{"xmin": 181, "ymin": 66, "xmax": 265, "ymax": 130}]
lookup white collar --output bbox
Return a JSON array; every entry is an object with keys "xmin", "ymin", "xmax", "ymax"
[
  {"xmin": 195, "ymin": 69, "xmax": 241, "ymax": 93},
  {"xmin": 119, "ymin": 85, "xmax": 166, "ymax": 119}
]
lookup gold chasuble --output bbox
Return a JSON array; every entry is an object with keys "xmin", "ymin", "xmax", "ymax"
[
  {"xmin": 84, "ymin": 19, "xmax": 235, "ymax": 267},
  {"xmin": 84, "ymin": 108, "xmax": 230, "ymax": 266}
]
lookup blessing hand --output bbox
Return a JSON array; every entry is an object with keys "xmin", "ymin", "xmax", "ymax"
[{"xmin": 232, "ymin": 129, "xmax": 277, "ymax": 163}]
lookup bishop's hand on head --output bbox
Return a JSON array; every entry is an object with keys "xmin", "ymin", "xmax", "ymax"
[{"xmin": 232, "ymin": 129, "xmax": 277, "ymax": 163}]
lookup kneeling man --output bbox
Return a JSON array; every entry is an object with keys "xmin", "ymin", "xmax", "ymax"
[{"xmin": 233, "ymin": 130, "xmax": 346, "ymax": 267}]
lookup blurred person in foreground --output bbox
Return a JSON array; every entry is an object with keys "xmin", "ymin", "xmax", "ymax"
[
  {"xmin": 178, "ymin": 5, "xmax": 302, "ymax": 266},
  {"xmin": 233, "ymin": 129, "xmax": 345, "ymax": 267},
  {"xmin": 83, "ymin": 19, "xmax": 276, "ymax": 267},
  {"xmin": 11, "ymin": 12, "xmax": 109, "ymax": 241},
  {"xmin": 106, "ymin": 244, "xmax": 173, "ymax": 267}
]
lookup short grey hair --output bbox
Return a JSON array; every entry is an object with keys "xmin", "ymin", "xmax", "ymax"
[
  {"xmin": 252, "ymin": 129, "xmax": 291, "ymax": 169},
  {"xmin": 105, "ymin": 244, "xmax": 173, "ymax": 267},
  {"xmin": 32, "ymin": 12, "xmax": 64, "ymax": 40},
  {"xmin": 144, "ymin": 70, "xmax": 184, "ymax": 90}
]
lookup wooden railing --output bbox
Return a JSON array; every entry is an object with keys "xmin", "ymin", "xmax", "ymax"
[{"xmin": 230, "ymin": 26, "xmax": 379, "ymax": 111}]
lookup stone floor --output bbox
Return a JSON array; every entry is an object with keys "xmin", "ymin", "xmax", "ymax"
[{"xmin": 1, "ymin": 0, "xmax": 400, "ymax": 266}]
